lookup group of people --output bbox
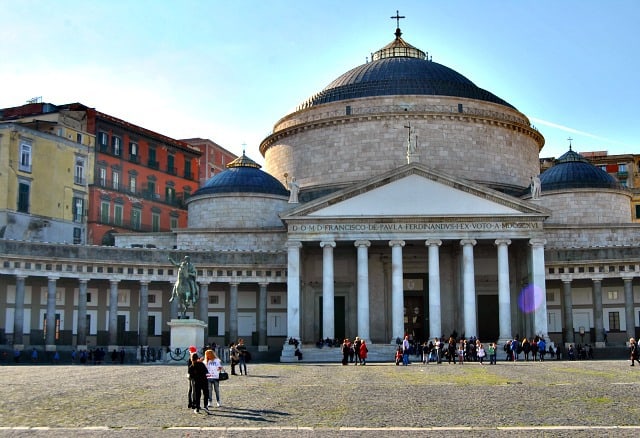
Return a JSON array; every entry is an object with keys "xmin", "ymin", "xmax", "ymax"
[
  {"xmin": 187, "ymin": 348, "xmax": 224, "ymax": 414},
  {"xmin": 340, "ymin": 337, "xmax": 368, "ymax": 365},
  {"xmin": 504, "ymin": 335, "xmax": 549, "ymax": 362},
  {"xmin": 397, "ymin": 335, "xmax": 497, "ymax": 365}
]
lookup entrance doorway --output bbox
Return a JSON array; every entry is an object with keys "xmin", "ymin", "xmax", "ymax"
[
  {"xmin": 477, "ymin": 295, "xmax": 499, "ymax": 342},
  {"xmin": 319, "ymin": 296, "xmax": 346, "ymax": 341},
  {"xmin": 403, "ymin": 275, "xmax": 428, "ymax": 342}
]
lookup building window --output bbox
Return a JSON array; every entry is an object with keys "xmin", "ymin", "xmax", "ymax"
[
  {"xmin": 114, "ymin": 204, "xmax": 123, "ymax": 226},
  {"xmin": 72, "ymin": 197, "xmax": 85, "ymax": 222},
  {"xmin": 131, "ymin": 209, "xmax": 141, "ymax": 230},
  {"xmin": 147, "ymin": 315, "xmax": 156, "ymax": 336},
  {"xmin": 129, "ymin": 142, "xmax": 139, "ymax": 162},
  {"xmin": 167, "ymin": 154, "xmax": 176, "ymax": 174},
  {"xmin": 74, "ymin": 158, "xmax": 85, "ymax": 185},
  {"xmin": 607, "ymin": 290, "xmax": 618, "ymax": 300},
  {"xmin": 618, "ymin": 163, "xmax": 627, "ymax": 172},
  {"xmin": 208, "ymin": 295, "xmax": 219, "ymax": 305},
  {"xmin": 112, "ymin": 136, "xmax": 122, "ymax": 156},
  {"xmin": 608, "ymin": 311, "xmax": 620, "ymax": 331},
  {"xmin": 73, "ymin": 227, "xmax": 82, "ymax": 244},
  {"xmin": 98, "ymin": 132, "xmax": 108, "ymax": 150},
  {"xmin": 170, "ymin": 217, "xmax": 178, "ymax": 229},
  {"xmin": 165, "ymin": 186, "xmax": 175, "ymax": 203},
  {"xmin": 19, "ymin": 141, "xmax": 32, "ymax": 172},
  {"xmin": 148, "ymin": 148, "xmax": 158, "ymax": 168},
  {"xmin": 208, "ymin": 316, "xmax": 219, "ymax": 336},
  {"xmin": 635, "ymin": 205, "xmax": 640, "ymax": 219},
  {"xmin": 112, "ymin": 170, "xmax": 120, "ymax": 190},
  {"xmin": 76, "ymin": 133, "xmax": 83, "ymax": 144},
  {"xmin": 184, "ymin": 158, "xmax": 192, "ymax": 179},
  {"xmin": 148, "ymin": 294, "xmax": 156, "ymax": 304},
  {"xmin": 43, "ymin": 313, "xmax": 61, "ymax": 341},
  {"xmin": 152, "ymin": 213, "xmax": 160, "ymax": 232},
  {"xmin": 98, "ymin": 167, "xmax": 107, "ymax": 187},
  {"xmin": 100, "ymin": 201, "xmax": 110, "ymax": 223},
  {"xmin": 129, "ymin": 175, "xmax": 137, "ymax": 194},
  {"xmin": 17, "ymin": 181, "xmax": 30, "ymax": 213}
]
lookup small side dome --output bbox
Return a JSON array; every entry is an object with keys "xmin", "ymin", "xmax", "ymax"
[
  {"xmin": 193, "ymin": 153, "xmax": 289, "ymax": 197},
  {"xmin": 539, "ymin": 149, "xmax": 622, "ymax": 191}
]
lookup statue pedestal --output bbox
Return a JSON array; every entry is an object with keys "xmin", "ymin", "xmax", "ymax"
[{"xmin": 167, "ymin": 318, "xmax": 207, "ymax": 363}]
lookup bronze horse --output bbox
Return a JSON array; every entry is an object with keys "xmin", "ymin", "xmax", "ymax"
[{"xmin": 169, "ymin": 256, "xmax": 199, "ymax": 318}]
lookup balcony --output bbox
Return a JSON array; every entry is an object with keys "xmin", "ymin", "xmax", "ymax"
[
  {"xmin": 617, "ymin": 171, "xmax": 628, "ymax": 179},
  {"xmin": 128, "ymin": 155, "xmax": 140, "ymax": 164},
  {"xmin": 148, "ymin": 160, "xmax": 159, "ymax": 169},
  {"xmin": 167, "ymin": 166, "xmax": 177, "ymax": 175},
  {"xmin": 91, "ymin": 179, "xmax": 188, "ymax": 208}
]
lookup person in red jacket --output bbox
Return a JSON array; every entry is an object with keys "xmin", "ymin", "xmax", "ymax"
[{"xmin": 359, "ymin": 339, "xmax": 368, "ymax": 365}]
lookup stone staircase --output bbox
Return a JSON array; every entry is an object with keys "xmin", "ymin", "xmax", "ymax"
[{"xmin": 281, "ymin": 343, "xmax": 400, "ymax": 363}]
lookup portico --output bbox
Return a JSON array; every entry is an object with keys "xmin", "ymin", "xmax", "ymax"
[{"xmin": 282, "ymin": 164, "xmax": 550, "ymax": 345}]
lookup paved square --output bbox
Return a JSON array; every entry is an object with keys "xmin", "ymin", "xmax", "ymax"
[{"xmin": 1, "ymin": 360, "xmax": 639, "ymax": 437}]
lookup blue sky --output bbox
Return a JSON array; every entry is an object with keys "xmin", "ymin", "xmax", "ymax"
[{"xmin": 1, "ymin": 0, "xmax": 638, "ymax": 163}]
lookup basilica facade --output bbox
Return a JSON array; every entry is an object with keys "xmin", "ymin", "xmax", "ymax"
[{"xmin": 1, "ymin": 24, "xmax": 639, "ymax": 360}]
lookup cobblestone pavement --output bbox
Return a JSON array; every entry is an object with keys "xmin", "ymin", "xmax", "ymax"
[{"xmin": 1, "ymin": 359, "xmax": 640, "ymax": 437}]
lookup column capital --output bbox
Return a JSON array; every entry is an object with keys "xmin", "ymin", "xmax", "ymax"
[
  {"xmin": 529, "ymin": 238, "xmax": 547, "ymax": 248},
  {"xmin": 460, "ymin": 239, "xmax": 477, "ymax": 247},
  {"xmin": 388, "ymin": 240, "xmax": 405, "ymax": 247},
  {"xmin": 560, "ymin": 275, "xmax": 573, "ymax": 284},
  {"xmin": 139, "ymin": 280, "xmax": 150, "ymax": 286},
  {"xmin": 286, "ymin": 240, "xmax": 303, "ymax": 249},
  {"xmin": 78, "ymin": 278, "xmax": 89, "ymax": 285},
  {"xmin": 229, "ymin": 281, "xmax": 241, "ymax": 287},
  {"xmin": 109, "ymin": 278, "xmax": 120, "ymax": 285},
  {"xmin": 320, "ymin": 240, "xmax": 336, "ymax": 248},
  {"xmin": 494, "ymin": 239, "xmax": 512, "ymax": 247},
  {"xmin": 621, "ymin": 275, "xmax": 635, "ymax": 282},
  {"xmin": 354, "ymin": 240, "xmax": 371, "ymax": 248},
  {"xmin": 425, "ymin": 239, "xmax": 442, "ymax": 247},
  {"xmin": 15, "ymin": 274, "xmax": 27, "ymax": 280},
  {"xmin": 198, "ymin": 280, "xmax": 211, "ymax": 287},
  {"xmin": 258, "ymin": 282, "xmax": 270, "ymax": 288},
  {"xmin": 591, "ymin": 276, "xmax": 604, "ymax": 283},
  {"xmin": 47, "ymin": 275, "xmax": 60, "ymax": 281}
]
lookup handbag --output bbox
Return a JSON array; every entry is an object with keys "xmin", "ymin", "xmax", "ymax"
[{"xmin": 218, "ymin": 370, "xmax": 229, "ymax": 381}]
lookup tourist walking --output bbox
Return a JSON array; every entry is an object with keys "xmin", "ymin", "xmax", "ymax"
[{"xmin": 629, "ymin": 338, "xmax": 640, "ymax": 366}]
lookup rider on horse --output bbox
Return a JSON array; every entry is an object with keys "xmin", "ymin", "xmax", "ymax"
[{"xmin": 169, "ymin": 255, "xmax": 199, "ymax": 317}]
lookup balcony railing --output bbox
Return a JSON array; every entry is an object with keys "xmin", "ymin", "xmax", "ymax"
[
  {"xmin": 91, "ymin": 179, "xmax": 189, "ymax": 208},
  {"xmin": 92, "ymin": 217, "xmax": 168, "ymax": 233},
  {"xmin": 148, "ymin": 160, "xmax": 159, "ymax": 169}
]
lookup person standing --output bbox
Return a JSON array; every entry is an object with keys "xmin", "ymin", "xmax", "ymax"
[
  {"xmin": 629, "ymin": 338, "xmax": 640, "ymax": 366},
  {"xmin": 188, "ymin": 352, "xmax": 210, "ymax": 414},
  {"xmin": 359, "ymin": 339, "xmax": 368, "ymax": 366},
  {"xmin": 229, "ymin": 343, "xmax": 240, "ymax": 375},
  {"xmin": 402, "ymin": 335, "xmax": 410, "ymax": 366},
  {"xmin": 488, "ymin": 343, "xmax": 497, "ymax": 365},
  {"xmin": 477, "ymin": 343, "xmax": 486, "ymax": 365},
  {"xmin": 236, "ymin": 339, "xmax": 248, "ymax": 376},
  {"xmin": 341, "ymin": 339, "xmax": 351, "ymax": 365},
  {"xmin": 353, "ymin": 337, "xmax": 362, "ymax": 365},
  {"xmin": 205, "ymin": 349, "xmax": 223, "ymax": 408}
]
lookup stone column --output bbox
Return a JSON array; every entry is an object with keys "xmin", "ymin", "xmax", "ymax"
[
  {"xmin": 389, "ymin": 240, "xmax": 405, "ymax": 342},
  {"xmin": 321, "ymin": 240, "xmax": 336, "ymax": 340},
  {"xmin": 623, "ymin": 276, "xmax": 635, "ymax": 343},
  {"xmin": 258, "ymin": 282, "xmax": 268, "ymax": 351},
  {"xmin": 286, "ymin": 241, "xmax": 302, "ymax": 341},
  {"xmin": 355, "ymin": 240, "xmax": 371, "ymax": 342},
  {"xmin": 77, "ymin": 279, "xmax": 88, "ymax": 349},
  {"xmin": 425, "ymin": 239, "xmax": 442, "ymax": 340},
  {"xmin": 138, "ymin": 280, "xmax": 149, "ymax": 347},
  {"xmin": 495, "ymin": 239, "xmax": 512, "ymax": 344},
  {"xmin": 108, "ymin": 279, "xmax": 120, "ymax": 349},
  {"xmin": 199, "ymin": 281, "xmax": 209, "ymax": 323},
  {"xmin": 229, "ymin": 281, "xmax": 239, "ymax": 343},
  {"xmin": 460, "ymin": 239, "xmax": 477, "ymax": 338},
  {"xmin": 530, "ymin": 238, "xmax": 548, "ymax": 339},
  {"xmin": 13, "ymin": 275, "xmax": 26, "ymax": 349},
  {"xmin": 561, "ymin": 277, "xmax": 574, "ymax": 346},
  {"xmin": 592, "ymin": 277, "xmax": 605, "ymax": 347},
  {"xmin": 45, "ymin": 276, "xmax": 59, "ymax": 351}
]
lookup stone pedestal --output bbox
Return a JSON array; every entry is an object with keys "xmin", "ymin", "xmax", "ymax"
[{"xmin": 167, "ymin": 318, "xmax": 207, "ymax": 363}]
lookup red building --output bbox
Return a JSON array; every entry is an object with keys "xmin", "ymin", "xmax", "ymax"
[
  {"xmin": 181, "ymin": 137, "xmax": 237, "ymax": 186},
  {"xmin": 81, "ymin": 107, "xmax": 201, "ymax": 245}
]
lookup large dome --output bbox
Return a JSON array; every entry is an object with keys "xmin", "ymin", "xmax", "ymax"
[
  {"xmin": 540, "ymin": 149, "xmax": 622, "ymax": 191},
  {"xmin": 297, "ymin": 28, "xmax": 513, "ymax": 110},
  {"xmin": 193, "ymin": 153, "xmax": 288, "ymax": 197}
]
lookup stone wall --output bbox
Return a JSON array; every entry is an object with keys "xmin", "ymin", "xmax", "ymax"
[
  {"xmin": 263, "ymin": 96, "xmax": 542, "ymax": 193},
  {"xmin": 543, "ymin": 224, "xmax": 640, "ymax": 250},
  {"xmin": 534, "ymin": 190, "xmax": 632, "ymax": 225},
  {"xmin": 187, "ymin": 193, "xmax": 290, "ymax": 229},
  {"xmin": 176, "ymin": 230, "xmax": 287, "ymax": 252}
]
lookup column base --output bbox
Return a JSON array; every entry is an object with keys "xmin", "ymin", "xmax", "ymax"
[
  {"xmin": 258, "ymin": 345, "xmax": 269, "ymax": 352},
  {"xmin": 45, "ymin": 344, "xmax": 57, "ymax": 352},
  {"xmin": 12, "ymin": 344, "xmax": 25, "ymax": 351},
  {"xmin": 76, "ymin": 345, "xmax": 88, "ymax": 352},
  {"xmin": 595, "ymin": 341, "xmax": 606, "ymax": 348}
]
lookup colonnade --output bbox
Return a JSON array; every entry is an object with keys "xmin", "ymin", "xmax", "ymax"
[
  {"xmin": 8, "ymin": 276, "xmax": 273, "ymax": 351},
  {"xmin": 286, "ymin": 237, "xmax": 549, "ymax": 344}
]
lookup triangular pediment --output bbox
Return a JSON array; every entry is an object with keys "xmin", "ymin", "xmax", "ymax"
[{"xmin": 282, "ymin": 163, "xmax": 549, "ymax": 220}]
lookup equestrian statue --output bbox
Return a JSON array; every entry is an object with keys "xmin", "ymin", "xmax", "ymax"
[{"xmin": 168, "ymin": 255, "xmax": 199, "ymax": 318}]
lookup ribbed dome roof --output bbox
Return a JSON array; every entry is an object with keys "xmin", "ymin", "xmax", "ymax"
[
  {"xmin": 193, "ymin": 153, "xmax": 289, "ymax": 197},
  {"xmin": 539, "ymin": 149, "xmax": 622, "ymax": 191},
  {"xmin": 297, "ymin": 27, "xmax": 514, "ymax": 110}
]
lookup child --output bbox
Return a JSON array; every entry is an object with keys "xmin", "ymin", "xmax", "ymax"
[{"xmin": 395, "ymin": 347, "xmax": 402, "ymax": 365}]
